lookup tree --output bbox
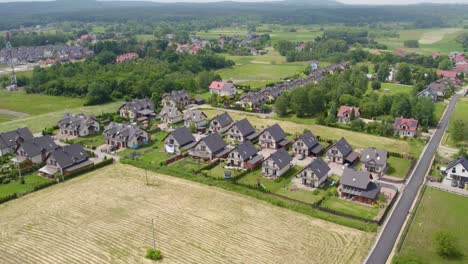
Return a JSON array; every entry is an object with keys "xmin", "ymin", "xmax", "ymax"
[
  {"xmin": 371, "ymin": 81, "xmax": 381, "ymax": 90},
  {"xmin": 377, "ymin": 62, "xmax": 390, "ymax": 82},
  {"xmin": 188, "ymin": 123, "xmax": 196, "ymax": 133},
  {"xmin": 290, "ymin": 87, "xmax": 310, "ymax": 117},
  {"xmin": 432, "ymin": 230, "xmax": 460, "ymax": 258},
  {"xmin": 404, "ymin": 40, "xmax": 419, "ymax": 48},
  {"xmin": 96, "ymin": 51, "xmax": 116, "ymax": 65},
  {"xmin": 274, "ymin": 94, "xmax": 289, "ymax": 117},
  {"xmin": 451, "ymin": 119, "xmax": 465, "ymax": 143},
  {"xmin": 438, "ymin": 58, "xmax": 453, "ymax": 70},
  {"xmin": 396, "ymin": 63, "xmax": 412, "ymax": 84},
  {"xmin": 86, "ymin": 82, "xmax": 111, "ymax": 105}
]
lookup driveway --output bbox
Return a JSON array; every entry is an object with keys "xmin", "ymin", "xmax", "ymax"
[
  {"xmin": 427, "ymin": 180, "xmax": 468, "ymax": 197},
  {"xmin": 258, "ymin": 148, "xmax": 276, "ymax": 159},
  {"xmin": 291, "ymin": 156, "xmax": 314, "ymax": 167}
]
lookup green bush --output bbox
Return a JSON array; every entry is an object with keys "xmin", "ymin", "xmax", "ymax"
[
  {"xmin": 2, "ymin": 178, "xmax": 11, "ymax": 184},
  {"xmin": 432, "ymin": 230, "xmax": 460, "ymax": 258},
  {"xmin": 327, "ymin": 186, "xmax": 338, "ymax": 197},
  {"xmin": 312, "ymin": 189, "xmax": 320, "ymax": 195},
  {"xmin": 145, "ymin": 248, "xmax": 162, "ymax": 261}
]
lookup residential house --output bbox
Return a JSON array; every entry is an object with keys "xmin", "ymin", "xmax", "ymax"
[
  {"xmin": 417, "ymin": 79, "xmax": 453, "ymax": 102},
  {"xmin": 326, "ymin": 137, "xmax": 359, "ymax": 165},
  {"xmin": 445, "ymin": 156, "xmax": 468, "ymax": 188},
  {"xmin": 292, "ymin": 130, "xmax": 324, "ymax": 157},
  {"xmin": 163, "ymin": 127, "xmax": 196, "ymax": 154},
  {"xmin": 57, "ymin": 113, "xmax": 100, "ymax": 137},
  {"xmin": 161, "ymin": 90, "xmax": 191, "ymax": 109},
  {"xmin": 337, "ymin": 106, "xmax": 360, "ymax": 124},
  {"xmin": 360, "ymin": 148, "xmax": 388, "ymax": 175},
  {"xmin": 189, "ymin": 133, "xmax": 230, "ymax": 161},
  {"xmin": 183, "ymin": 110, "xmax": 207, "ymax": 129},
  {"xmin": 226, "ymin": 141, "xmax": 263, "ymax": 170},
  {"xmin": 340, "ymin": 168, "xmax": 380, "ymax": 204},
  {"xmin": 261, "ymin": 148, "xmax": 293, "ymax": 178},
  {"xmin": 436, "ymin": 69, "xmax": 458, "ymax": 80},
  {"xmin": 116, "ymin": 53, "xmax": 139, "ymax": 63},
  {"xmin": 297, "ymin": 158, "xmax": 331, "ymax": 188},
  {"xmin": 119, "ymin": 98, "xmax": 155, "ymax": 121},
  {"xmin": 209, "ymin": 112, "xmax": 234, "ymax": 133},
  {"xmin": 158, "ymin": 106, "xmax": 183, "ymax": 125},
  {"xmin": 103, "ymin": 122, "xmax": 149, "ymax": 149},
  {"xmin": 225, "ymin": 118, "xmax": 258, "ymax": 143},
  {"xmin": 393, "ymin": 49, "xmax": 405, "ymax": 57},
  {"xmin": 209, "ymin": 81, "xmax": 237, "ymax": 97},
  {"xmin": 393, "ymin": 117, "xmax": 419, "ymax": 138},
  {"xmin": 258, "ymin": 124, "xmax": 290, "ymax": 149},
  {"xmin": 39, "ymin": 143, "xmax": 93, "ymax": 177},
  {"xmin": 237, "ymin": 92, "xmax": 266, "ymax": 109},
  {"xmin": 14, "ymin": 136, "xmax": 59, "ymax": 164},
  {"xmin": 310, "ymin": 60, "xmax": 319, "ymax": 71},
  {"xmin": 0, "ymin": 128, "xmax": 34, "ymax": 157}
]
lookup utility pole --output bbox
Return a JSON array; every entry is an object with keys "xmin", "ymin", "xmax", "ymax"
[{"xmin": 152, "ymin": 218, "xmax": 156, "ymax": 250}]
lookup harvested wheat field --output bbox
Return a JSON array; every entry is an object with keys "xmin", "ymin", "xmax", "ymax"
[{"xmin": 0, "ymin": 164, "xmax": 373, "ymax": 264}]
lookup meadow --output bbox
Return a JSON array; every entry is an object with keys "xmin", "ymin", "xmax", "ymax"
[{"xmin": 444, "ymin": 97, "xmax": 468, "ymax": 148}]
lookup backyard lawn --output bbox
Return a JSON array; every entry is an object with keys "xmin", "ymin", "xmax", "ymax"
[
  {"xmin": 320, "ymin": 196, "xmax": 381, "ymax": 220},
  {"xmin": 0, "ymin": 173, "xmax": 53, "ymax": 199},
  {"xmin": 398, "ymin": 187, "xmax": 468, "ymax": 263},
  {"xmin": 237, "ymin": 166, "xmax": 301, "ymax": 192},
  {"xmin": 373, "ymin": 82, "xmax": 412, "ymax": 96},
  {"xmin": 68, "ymin": 134, "xmax": 105, "ymax": 149},
  {"xmin": 275, "ymin": 182, "xmax": 329, "ymax": 204},
  {"xmin": 386, "ymin": 156, "xmax": 413, "ymax": 179}
]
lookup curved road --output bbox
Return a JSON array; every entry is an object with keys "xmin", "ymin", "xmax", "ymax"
[{"xmin": 365, "ymin": 94, "xmax": 461, "ymax": 264}]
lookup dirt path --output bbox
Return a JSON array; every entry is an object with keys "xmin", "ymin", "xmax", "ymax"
[{"xmin": 0, "ymin": 109, "xmax": 31, "ymax": 118}]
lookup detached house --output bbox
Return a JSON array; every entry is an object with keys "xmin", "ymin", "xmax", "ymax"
[
  {"xmin": 39, "ymin": 143, "xmax": 93, "ymax": 177},
  {"xmin": 445, "ymin": 156, "xmax": 468, "ymax": 188},
  {"xmin": 261, "ymin": 148, "xmax": 293, "ymax": 178},
  {"xmin": 183, "ymin": 110, "xmax": 207, "ymax": 129},
  {"xmin": 337, "ymin": 106, "xmax": 360, "ymax": 124},
  {"xmin": 393, "ymin": 117, "xmax": 419, "ymax": 138},
  {"xmin": 436, "ymin": 70, "xmax": 458, "ymax": 80},
  {"xmin": 163, "ymin": 126, "xmax": 196, "ymax": 154},
  {"xmin": 103, "ymin": 122, "xmax": 149, "ymax": 149},
  {"xmin": 119, "ymin": 98, "xmax": 155, "ymax": 121},
  {"xmin": 297, "ymin": 157, "xmax": 331, "ymax": 188},
  {"xmin": 340, "ymin": 168, "xmax": 380, "ymax": 204},
  {"xmin": 158, "ymin": 106, "xmax": 183, "ymax": 125},
  {"xmin": 225, "ymin": 118, "xmax": 258, "ymax": 143},
  {"xmin": 14, "ymin": 136, "xmax": 59, "ymax": 164},
  {"xmin": 209, "ymin": 112, "xmax": 234, "ymax": 133},
  {"xmin": 326, "ymin": 137, "xmax": 359, "ymax": 165},
  {"xmin": 0, "ymin": 127, "xmax": 34, "ymax": 157},
  {"xmin": 189, "ymin": 133, "xmax": 230, "ymax": 161},
  {"xmin": 292, "ymin": 130, "xmax": 324, "ymax": 157},
  {"xmin": 361, "ymin": 148, "xmax": 388, "ymax": 175},
  {"xmin": 258, "ymin": 124, "xmax": 291, "ymax": 149},
  {"xmin": 58, "ymin": 113, "xmax": 100, "ymax": 137},
  {"xmin": 237, "ymin": 92, "xmax": 266, "ymax": 109},
  {"xmin": 227, "ymin": 141, "xmax": 263, "ymax": 170},
  {"xmin": 161, "ymin": 90, "xmax": 191, "ymax": 109},
  {"xmin": 209, "ymin": 81, "xmax": 237, "ymax": 97}
]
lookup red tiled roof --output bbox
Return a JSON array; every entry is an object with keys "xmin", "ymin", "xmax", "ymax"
[
  {"xmin": 393, "ymin": 117, "xmax": 419, "ymax": 132},
  {"xmin": 209, "ymin": 81, "xmax": 226, "ymax": 90},
  {"xmin": 456, "ymin": 64, "xmax": 468, "ymax": 70},
  {"xmin": 455, "ymin": 54, "xmax": 465, "ymax": 62},
  {"xmin": 116, "ymin": 53, "xmax": 139, "ymax": 63},
  {"xmin": 337, "ymin": 106, "xmax": 360, "ymax": 118},
  {"xmin": 393, "ymin": 49, "xmax": 405, "ymax": 56},
  {"xmin": 436, "ymin": 70, "xmax": 457, "ymax": 79}
]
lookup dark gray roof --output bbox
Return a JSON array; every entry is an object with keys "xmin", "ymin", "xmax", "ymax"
[
  {"xmin": 50, "ymin": 143, "xmax": 89, "ymax": 169},
  {"xmin": 200, "ymin": 133, "xmax": 227, "ymax": 154},
  {"xmin": 303, "ymin": 157, "xmax": 330, "ymax": 180},
  {"xmin": 232, "ymin": 141, "xmax": 258, "ymax": 161},
  {"xmin": 341, "ymin": 168, "xmax": 372, "ymax": 190},
  {"xmin": 268, "ymin": 148, "xmax": 292, "ymax": 170},
  {"xmin": 231, "ymin": 118, "xmax": 256, "ymax": 137},
  {"xmin": 120, "ymin": 98, "xmax": 154, "ymax": 113},
  {"xmin": 20, "ymin": 135, "xmax": 58, "ymax": 157},
  {"xmin": 165, "ymin": 127, "xmax": 195, "ymax": 148},
  {"xmin": 162, "ymin": 90, "xmax": 190, "ymax": 103},
  {"xmin": 334, "ymin": 137, "xmax": 353, "ymax": 157},
  {"xmin": 361, "ymin": 148, "xmax": 388, "ymax": 166},
  {"xmin": 262, "ymin": 124, "xmax": 286, "ymax": 142},
  {"xmin": 447, "ymin": 156, "xmax": 468, "ymax": 171},
  {"xmin": 211, "ymin": 112, "xmax": 234, "ymax": 128},
  {"xmin": 298, "ymin": 130, "xmax": 320, "ymax": 149},
  {"xmin": 58, "ymin": 113, "xmax": 98, "ymax": 130},
  {"xmin": 159, "ymin": 106, "xmax": 183, "ymax": 118},
  {"xmin": 0, "ymin": 127, "xmax": 34, "ymax": 149},
  {"xmin": 184, "ymin": 110, "xmax": 207, "ymax": 123},
  {"xmin": 103, "ymin": 122, "xmax": 145, "ymax": 141}
]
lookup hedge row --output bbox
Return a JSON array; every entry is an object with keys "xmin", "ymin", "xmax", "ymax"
[{"xmin": 0, "ymin": 163, "xmax": 44, "ymax": 183}]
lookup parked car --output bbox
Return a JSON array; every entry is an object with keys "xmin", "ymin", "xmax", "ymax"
[
  {"xmin": 297, "ymin": 154, "xmax": 305, "ymax": 160},
  {"xmin": 458, "ymin": 181, "xmax": 465, "ymax": 189},
  {"xmin": 451, "ymin": 180, "xmax": 458, "ymax": 187}
]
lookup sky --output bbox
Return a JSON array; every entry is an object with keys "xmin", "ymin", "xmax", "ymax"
[{"xmin": 0, "ymin": 0, "xmax": 468, "ymax": 4}]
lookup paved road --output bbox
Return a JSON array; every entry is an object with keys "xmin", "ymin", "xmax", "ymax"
[{"xmin": 365, "ymin": 94, "xmax": 461, "ymax": 264}]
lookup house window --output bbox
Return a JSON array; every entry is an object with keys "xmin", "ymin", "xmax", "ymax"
[
  {"xmin": 201, "ymin": 146, "xmax": 206, "ymax": 151},
  {"xmin": 452, "ymin": 168, "xmax": 456, "ymax": 173},
  {"xmin": 169, "ymin": 139, "xmax": 174, "ymax": 144}
]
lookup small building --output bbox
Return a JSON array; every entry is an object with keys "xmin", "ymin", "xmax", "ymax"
[
  {"xmin": 163, "ymin": 127, "xmax": 196, "ymax": 154},
  {"xmin": 227, "ymin": 141, "xmax": 263, "ymax": 170},
  {"xmin": 340, "ymin": 168, "xmax": 380, "ymax": 204},
  {"xmin": 258, "ymin": 124, "xmax": 290, "ymax": 149},
  {"xmin": 189, "ymin": 133, "xmax": 230, "ymax": 161},
  {"xmin": 337, "ymin": 106, "xmax": 360, "ymax": 124},
  {"xmin": 161, "ymin": 90, "xmax": 191, "ymax": 109},
  {"xmin": 445, "ymin": 156, "xmax": 468, "ymax": 188},
  {"xmin": 417, "ymin": 79, "xmax": 454, "ymax": 102},
  {"xmin": 158, "ymin": 106, "xmax": 183, "ymax": 125},
  {"xmin": 209, "ymin": 112, "xmax": 234, "ymax": 133},
  {"xmin": 0, "ymin": 128, "xmax": 34, "ymax": 157},
  {"xmin": 39, "ymin": 143, "xmax": 93, "ymax": 177},
  {"xmin": 326, "ymin": 137, "xmax": 359, "ymax": 165},
  {"xmin": 115, "ymin": 53, "xmax": 139, "ymax": 63},
  {"xmin": 209, "ymin": 81, "xmax": 237, "ymax": 97},
  {"xmin": 57, "ymin": 113, "xmax": 100, "ymax": 137},
  {"xmin": 292, "ymin": 130, "xmax": 324, "ymax": 157},
  {"xmin": 436, "ymin": 70, "xmax": 458, "ymax": 80},
  {"xmin": 261, "ymin": 148, "xmax": 293, "ymax": 178},
  {"xmin": 103, "ymin": 122, "xmax": 149, "ymax": 149},
  {"xmin": 297, "ymin": 157, "xmax": 331, "ymax": 188},
  {"xmin": 119, "ymin": 98, "xmax": 155, "ymax": 121},
  {"xmin": 225, "ymin": 118, "xmax": 258, "ymax": 143},
  {"xmin": 360, "ymin": 148, "xmax": 388, "ymax": 175},
  {"xmin": 183, "ymin": 110, "xmax": 207, "ymax": 130},
  {"xmin": 393, "ymin": 117, "xmax": 419, "ymax": 138},
  {"xmin": 310, "ymin": 60, "xmax": 319, "ymax": 71},
  {"xmin": 14, "ymin": 136, "xmax": 59, "ymax": 164}
]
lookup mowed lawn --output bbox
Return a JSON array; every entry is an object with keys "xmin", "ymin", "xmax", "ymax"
[
  {"xmin": 386, "ymin": 156, "xmax": 413, "ymax": 178},
  {"xmin": 373, "ymin": 82, "xmax": 412, "ymax": 96},
  {"xmin": 0, "ymin": 173, "xmax": 53, "ymax": 199},
  {"xmin": 444, "ymin": 97, "xmax": 468, "ymax": 148},
  {"xmin": 320, "ymin": 197, "xmax": 380, "ymax": 220},
  {"xmin": 398, "ymin": 187, "xmax": 468, "ymax": 263}
]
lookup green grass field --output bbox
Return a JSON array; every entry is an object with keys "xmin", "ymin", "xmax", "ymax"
[
  {"xmin": 444, "ymin": 97, "xmax": 468, "ymax": 148},
  {"xmin": 0, "ymin": 173, "xmax": 53, "ymax": 199},
  {"xmin": 68, "ymin": 133, "xmax": 105, "ymax": 149},
  {"xmin": 237, "ymin": 166, "xmax": 301, "ymax": 192},
  {"xmin": 398, "ymin": 187, "xmax": 468, "ymax": 263},
  {"xmin": 386, "ymin": 156, "xmax": 413, "ymax": 178},
  {"xmin": 374, "ymin": 82, "xmax": 413, "ymax": 96},
  {"xmin": 320, "ymin": 196, "xmax": 381, "ymax": 220}
]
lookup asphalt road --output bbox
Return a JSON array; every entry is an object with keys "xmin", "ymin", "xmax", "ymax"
[{"xmin": 365, "ymin": 94, "xmax": 461, "ymax": 264}]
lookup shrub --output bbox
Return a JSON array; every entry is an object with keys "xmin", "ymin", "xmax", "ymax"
[
  {"xmin": 371, "ymin": 81, "xmax": 381, "ymax": 90},
  {"xmin": 145, "ymin": 248, "xmax": 162, "ymax": 261},
  {"xmin": 2, "ymin": 178, "xmax": 11, "ymax": 184},
  {"xmin": 327, "ymin": 186, "xmax": 338, "ymax": 197},
  {"xmin": 432, "ymin": 230, "xmax": 460, "ymax": 258},
  {"xmin": 312, "ymin": 189, "xmax": 320, "ymax": 195}
]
